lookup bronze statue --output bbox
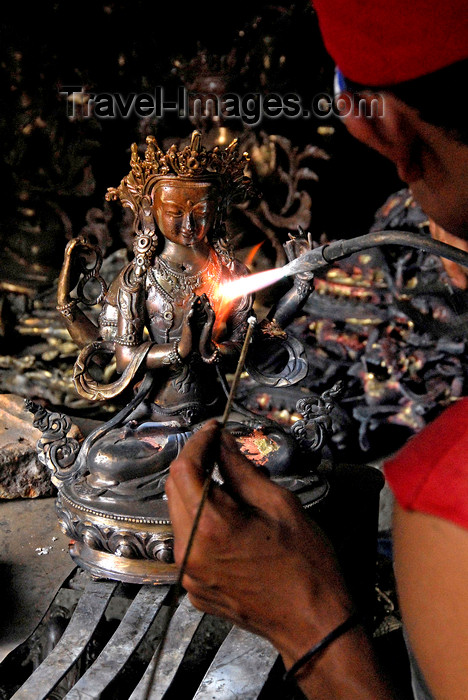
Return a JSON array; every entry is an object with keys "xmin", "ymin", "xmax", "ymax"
[{"xmin": 34, "ymin": 131, "xmax": 329, "ymax": 583}]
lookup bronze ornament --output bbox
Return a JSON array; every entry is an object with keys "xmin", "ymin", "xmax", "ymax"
[{"xmin": 33, "ymin": 131, "xmax": 336, "ymax": 584}]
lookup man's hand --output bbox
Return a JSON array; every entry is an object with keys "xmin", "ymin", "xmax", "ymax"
[
  {"xmin": 166, "ymin": 422, "xmax": 398, "ymax": 699},
  {"xmin": 429, "ymin": 219, "xmax": 468, "ymax": 289},
  {"xmin": 166, "ymin": 421, "xmax": 352, "ymax": 659}
]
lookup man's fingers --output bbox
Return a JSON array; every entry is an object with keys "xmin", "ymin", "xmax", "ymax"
[
  {"xmin": 165, "ymin": 475, "xmax": 196, "ymax": 556},
  {"xmin": 167, "ymin": 420, "xmax": 220, "ymax": 509}
]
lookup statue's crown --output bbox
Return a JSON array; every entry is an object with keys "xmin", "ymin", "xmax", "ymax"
[{"xmin": 106, "ymin": 130, "xmax": 252, "ymax": 207}]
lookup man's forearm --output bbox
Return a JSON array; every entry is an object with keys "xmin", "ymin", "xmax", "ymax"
[{"xmin": 279, "ymin": 623, "xmax": 398, "ymax": 700}]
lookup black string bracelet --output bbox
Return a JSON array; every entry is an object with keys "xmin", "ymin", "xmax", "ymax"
[{"xmin": 283, "ymin": 611, "xmax": 362, "ymax": 683}]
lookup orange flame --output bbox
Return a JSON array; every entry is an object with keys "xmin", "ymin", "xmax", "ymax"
[
  {"xmin": 211, "ymin": 290, "xmax": 233, "ymax": 341},
  {"xmin": 211, "ymin": 266, "xmax": 285, "ymax": 340},
  {"xmin": 212, "ymin": 242, "xmax": 271, "ymax": 340},
  {"xmin": 244, "ymin": 240, "xmax": 264, "ymax": 268},
  {"xmin": 218, "ymin": 266, "xmax": 285, "ymax": 303}
]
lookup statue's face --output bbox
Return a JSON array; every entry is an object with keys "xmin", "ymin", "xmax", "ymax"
[{"xmin": 152, "ymin": 180, "xmax": 218, "ymax": 247}]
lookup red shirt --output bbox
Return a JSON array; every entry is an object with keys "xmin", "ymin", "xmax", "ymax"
[{"xmin": 384, "ymin": 399, "xmax": 468, "ymax": 530}]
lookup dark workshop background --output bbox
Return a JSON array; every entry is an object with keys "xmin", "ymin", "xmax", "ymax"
[{"xmin": 0, "ymin": 0, "xmax": 402, "ymax": 290}]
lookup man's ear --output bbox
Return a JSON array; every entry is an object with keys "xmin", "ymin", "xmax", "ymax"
[{"xmin": 341, "ymin": 91, "xmax": 423, "ymax": 183}]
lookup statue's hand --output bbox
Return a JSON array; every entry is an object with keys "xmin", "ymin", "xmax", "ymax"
[
  {"xmin": 198, "ymin": 294, "xmax": 217, "ymax": 361},
  {"xmin": 57, "ymin": 236, "xmax": 97, "ymax": 304},
  {"xmin": 284, "ymin": 229, "xmax": 315, "ymax": 283},
  {"xmin": 178, "ymin": 297, "xmax": 202, "ymax": 359}
]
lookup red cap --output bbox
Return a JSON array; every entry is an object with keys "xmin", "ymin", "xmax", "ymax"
[{"xmin": 312, "ymin": 0, "xmax": 468, "ymax": 86}]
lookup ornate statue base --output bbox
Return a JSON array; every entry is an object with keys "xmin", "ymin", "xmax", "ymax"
[
  {"xmin": 26, "ymin": 391, "xmax": 335, "ymax": 585},
  {"xmin": 57, "ymin": 487, "xmax": 176, "ymax": 584},
  {"xmin": 24, "ymin": 399, "xmax": 176, "ymax": 583}
]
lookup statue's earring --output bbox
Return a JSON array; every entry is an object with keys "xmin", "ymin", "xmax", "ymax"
[{"xmin": 133, "ymin": 195, "xmax": 158, "ymax": 277}]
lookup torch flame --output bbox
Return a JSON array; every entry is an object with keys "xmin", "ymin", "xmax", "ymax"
[
  {"xmin": 212, "ymin": 242, "xmax": 283, "ymax": 340},
  {"xmin": 212, "ymin": 267, "xmax": 285, "ymax": 340},
  {"xmin": 218, "ymin": 266, "xmax": 286, "ymax": 303}
]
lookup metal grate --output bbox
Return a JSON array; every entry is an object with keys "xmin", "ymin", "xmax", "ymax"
[{"xmin": 1, "ymin": 572, "xmax": 285, "ymax": 700}]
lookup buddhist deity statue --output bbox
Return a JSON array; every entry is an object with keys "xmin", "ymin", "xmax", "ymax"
[{"xmin": 30, "ymin": 132, "xmax": 332, "ymax": 584}]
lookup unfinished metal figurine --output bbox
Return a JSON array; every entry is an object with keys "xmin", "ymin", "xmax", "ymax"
[{"xmin": 32, "ymin": 131, "xmax": 332, "ymax": 583}]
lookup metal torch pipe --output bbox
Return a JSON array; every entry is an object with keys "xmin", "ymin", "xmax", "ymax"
[
  {"xmin": 323, "ymin": 230, "xmax": 468, "ymax": 267},
  {"xmin": 280, "ymin": 229, "xmax": 468, "ymax": 279}
]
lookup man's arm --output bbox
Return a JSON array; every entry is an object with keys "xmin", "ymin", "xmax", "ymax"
[
  {"xmin": 394, "ymin": 503, "xmax": 468, "ymax": 700},
  {"xmin": 166, "ymin": 422, "xmax": 397, "ymax": 699}
]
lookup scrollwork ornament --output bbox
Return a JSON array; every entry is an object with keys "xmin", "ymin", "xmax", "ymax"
[
  {"xmin": 291, "ymin": 381, "xmax": 344, "ymax": 452},
  {"xmin": 81, "ymin": 523, "xmax": 112, "ymax": 553},
  {"xmin": 245, "ymin": 334, "xmax": 308, "ymax": 387},
  {"xmin": 25, "ymin": 400, "xmax": 82, "ymax": 485},
  {"xmin": 49, "ymin": 437, "xmax": 81, "ymax": 471},
  {"xmin": 25, "ymin": 400, "xmax": 72, "ymax": 437},
  {"xmin": 55, "ymin": 496, "xmax": 175, "ymax": 562},
  {"xmin": 56, "ymin": 495, "xmax": 80, "ymax": 539}
]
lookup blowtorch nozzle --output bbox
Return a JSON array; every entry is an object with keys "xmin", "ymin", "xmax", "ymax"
[
  {"xmin": 281, "ymin": 230, "xmax": 468, "ymax": 281},
  {"xmin": 280, "ymin": 244, "xmax": 331, "ymax": 278}
]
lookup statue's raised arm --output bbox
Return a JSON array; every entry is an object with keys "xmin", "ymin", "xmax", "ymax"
[{"xmin": 56, "ymin": 235, "xmax": 106, "ymax": 348}]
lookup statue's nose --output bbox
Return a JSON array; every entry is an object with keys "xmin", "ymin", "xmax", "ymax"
[{"xmin": 182, "ymin": 210, "xmax": 194, "ymax": 233}]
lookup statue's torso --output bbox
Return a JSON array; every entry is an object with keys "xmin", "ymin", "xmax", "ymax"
[{"xmin": 100, "ymin": 251, "xmax": 252, "ymax": 424}]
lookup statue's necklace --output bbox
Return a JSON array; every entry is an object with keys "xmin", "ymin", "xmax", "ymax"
[{"xmin": 152, "ymin": 250, "xmax": 222, "ymax": 302}]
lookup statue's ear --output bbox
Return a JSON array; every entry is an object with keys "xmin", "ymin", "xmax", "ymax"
[
  {"xmin": 143, "ymin": 174, "xmax": 159, "ymax": 202},
  {"xmin": 135, "ymin": 195, "xmax": 156, "ymax": 240},
  {"xmin": 141, "ymin": 195, "xmax": 153, "ymax": 223}
]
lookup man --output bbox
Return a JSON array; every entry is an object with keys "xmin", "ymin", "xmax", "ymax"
[{"xmin": 166, "ymin": 2, "xmax": 468, "ymax": 697}]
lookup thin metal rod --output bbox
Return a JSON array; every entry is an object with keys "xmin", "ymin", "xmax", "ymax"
[
  {"xmin": 142, "ymin": 316, "xmax": 256, "ymax": 700},
  {"xmin": 221, "ymin": 316, "xmax": 256, "ymax": 427},
  {"xmin": 176, "ymin": 316, "xmax": 256, "ymax": 583}
]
